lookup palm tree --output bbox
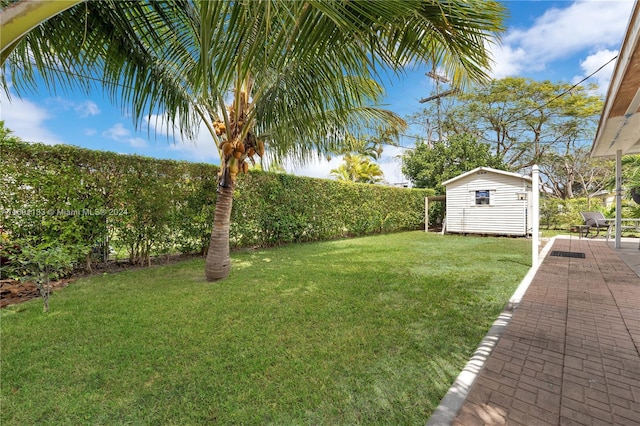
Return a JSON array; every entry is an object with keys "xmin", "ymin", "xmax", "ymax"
[
  {"xmin": 327, "ymin": 126, "xmax": 401, "ymax": 183},
  {"xmin": 331, "ymin": 153, "xmax": 384, "ymax": 184},
  {"xmin": 2, "ymin": 0, "xmax": 506, "ymax": 281},
  {"xmin": 329, "ymin": 129, "xmax": 398, "ymax": 161}
]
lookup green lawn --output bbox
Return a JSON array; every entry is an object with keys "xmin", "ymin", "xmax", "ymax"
[{"xmin": 1, "ymin": 231, "xmax": 531, "ymax": 425}]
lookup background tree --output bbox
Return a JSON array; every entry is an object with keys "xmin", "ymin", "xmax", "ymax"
[
  {"xmin": 541, "ymin": 142, "xmax": 613, "ymax": 199},
  {"xmin": 623, "ymin": 155, "xmax": 640, "ymax": 190},
  {"xmin": 406, "ymin": 86, "xmax": 458, "ymax": 146},
  {"xmin": 625, "ymin": 156, "xmax": 640, "ymax": 218},
  {"xmin": 331, "ymin": 153, "xmax": 384, "ymax": 184},
  {"xmin": 328, "ymin": 126, "xmax": 401, "ymax": 183},
  {"xmin": 409, "ymin": 77, "xmax": 611, "ymax": 199},
  {"xmin": 444, "ymin": 78, "xmax": 602, "ymax": 170},
  {"xmin": 3, "ymin": 0, "xmax": 506, "ymax": 281},
  {"xmin": 361, "ymin": 125, "xmax": 402, "ymax": 161},
  {"xmin": 402, "ymin": 133, "xmax": 505, "ymax": 192}
]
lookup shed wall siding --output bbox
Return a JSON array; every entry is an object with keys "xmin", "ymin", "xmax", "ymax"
[{"xmin": 445, "ymin": 172, "xmax": 530, "ymax": 235}]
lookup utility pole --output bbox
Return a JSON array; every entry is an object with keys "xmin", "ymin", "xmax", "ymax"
[{"xmin": 419, "ymin": 69, "xmax": 455, "ymax": 143}]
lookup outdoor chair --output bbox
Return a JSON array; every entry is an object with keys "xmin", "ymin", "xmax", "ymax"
[{"xmin": 580, "ymin": 212, "xmax": 613, "ymax": 239}]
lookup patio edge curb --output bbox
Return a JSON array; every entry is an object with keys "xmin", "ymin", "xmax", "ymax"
[{"xmin": 425, "ymin": 237, "xmax": 557, "ymax": 426}]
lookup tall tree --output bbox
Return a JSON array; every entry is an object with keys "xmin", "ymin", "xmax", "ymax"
[
  {"xmin": 409, "ymin": 77, "xmax": 612, "ymax": 198},
  {"xmin": 541, "ymin": 142, "xmax": 613, "ymax": 200},
  {"xmin": 622, "ymin": 156, "xmax": 640, "ymax": 191},
  {"xmin": 2, "ymin": 0, "xmax": 506, "ymax": 281},
  {"xmin": 443, "ymin": 77, "xmax": 603, "ymax": 171},
  {"xmin": 624, "ymin": 156, "xmax": 640, "ymax": 217}
]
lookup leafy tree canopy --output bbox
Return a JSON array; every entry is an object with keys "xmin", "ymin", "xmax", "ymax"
[
  {"xmin": 443, "ymin": 77, "xmax": 602, "ymax": 170},
  {"xmin": 408, "ymin": 77, "xmax": 611, "ymax": 199},
  {"xmin": 402, "ymin": 133, "xmax": 505, "ymax": 192}
]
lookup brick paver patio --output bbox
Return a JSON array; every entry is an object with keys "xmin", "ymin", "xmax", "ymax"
[{"xmin": 451, "ymin": 238, "xmax": 640, "ymax": 425}]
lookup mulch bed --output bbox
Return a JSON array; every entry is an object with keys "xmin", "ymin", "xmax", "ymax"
[
  {"xmin": 0, "ymin": 278, "xmax": 75, "ymax": 308},
  {"xmin": 1, "ymin": 253, "xmax": 203, "ymax": 309}
]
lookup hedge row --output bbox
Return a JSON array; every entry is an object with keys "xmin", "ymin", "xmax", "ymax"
[{"xmin": 1, "ymin": 141, "xmax": 431, "ymax": 269}]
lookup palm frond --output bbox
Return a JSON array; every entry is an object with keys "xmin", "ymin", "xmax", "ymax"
[{"xmin": 4, "ymin": 0, "xmax": 505, "ymax": 154}]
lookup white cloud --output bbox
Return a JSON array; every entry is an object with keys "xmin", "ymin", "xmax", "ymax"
[
  {"xmin": 102, "ymin": 123, "xmax": 130, "ymax": 140},
  {"xmin": 574, "ymin": 49, "xmax": 618, "ymax": 95},
  {"xmin": 84, "ymin": 128, "xmax": 97, "ymax": 136},
  {"xmin": 0, "ymin": 91, "xmax": 66, "ymax": 145},
  {"xmin": 490, "ymin": 1, "xmax": 634, "ymax": 79},
  {"xmin": 102, "ymin": 123, "xmax": 148, "ymax": 148},
  {"xmin": 146, "ymin": 114, "xmax": 219, "ymax": 163},
  {"xmin": 281, "ymin": 145, "xmax": 410, "ymax": 186},
  {"xmin": 378, "ymin": 145, "xmax": 409, "ymax": 186},
  {"xmin": 46, "ymin": 97, "xmax": 101, "ymax": 118},
  {"xmin": 74, "ymin": 100, "xmax": 100, "ymax": 118},
  {"xmin": 489, "ymin": 44, "xmax": 529, "ymax": 78},
  {"xmin": 284, "ymin": 155, "xmax": 341, "ymax": 180},
  {"xmin": 513, "ymin": 1, "xmax": 629, "ymax": 58},
  {"xmin": 166, "ymin": 128, "xmax": 219, "ymax": 162},
  {"xmin": 128, "ymin": 137, "xmax": 148, "ymax": 148}
]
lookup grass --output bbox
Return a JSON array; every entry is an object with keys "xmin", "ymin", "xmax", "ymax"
[
  {"xmin": 540, "ymin": 228, "xmax": 570, "ymax": 238},
  {"xmin": 539, "ymin": 228, "xmax": 640, "ymax": 239},
  {"xmin": 1, "ymin": 231, "xmax": 531, "ymax": 425}
]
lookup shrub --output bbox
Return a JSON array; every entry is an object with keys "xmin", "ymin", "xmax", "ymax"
[
  {"xmin": 540, "ymin": 197, "xmax": 599, "ymax": 230},
  {"xmin": 4, "ymin": 239, "xmax": 77, "ymax": 312},
  {"xmin": 2, "ymin": 141, "xmax": 430, "ymax": 270}
]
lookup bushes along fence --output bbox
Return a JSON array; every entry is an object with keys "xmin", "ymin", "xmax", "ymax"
[{"xmin": 1, "ymin": 141, "xmax": 430, "ymax": 270}]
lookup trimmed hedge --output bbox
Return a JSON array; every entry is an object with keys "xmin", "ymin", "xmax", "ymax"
[
  {"xmin": 232, "ymin": 172, "xmax": 429, "ymax": 247},
  {"xmin": 1, "ymin": 141, "xmax": 430, "ymax": 269}
]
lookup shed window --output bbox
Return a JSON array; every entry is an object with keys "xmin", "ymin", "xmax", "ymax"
[{"xmin": 475, "ymin": 190, "xmax": 491, "ymax": 205}]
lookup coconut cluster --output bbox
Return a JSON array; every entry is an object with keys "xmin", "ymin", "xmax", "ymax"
[{"xmin": 213, "ymin": 118, "xmax": 265, "ymax": 175}]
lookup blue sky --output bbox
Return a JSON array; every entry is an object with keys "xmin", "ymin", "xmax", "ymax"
[{"xmin": 1, "ymin": 0, "xmax": 636, "ymax": 185}]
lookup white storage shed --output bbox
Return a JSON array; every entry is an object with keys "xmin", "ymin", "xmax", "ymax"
[{"xmin": 442, "ymin": 167, "xmax": 533, "ymax": 236}]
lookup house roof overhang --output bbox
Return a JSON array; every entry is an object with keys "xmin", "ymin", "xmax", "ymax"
[
  {"xmin": 442, "ymin": 167, "xmax": 532, "ymax": 187},
  {"xmin": 591, "ymin": 0, "xmax": 640, "ymax": 158}
]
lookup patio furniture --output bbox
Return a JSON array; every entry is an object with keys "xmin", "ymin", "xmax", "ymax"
[
  {"xmin": 580, "ymin": 212, "xmax": 613, "ymax": 239},
  {"xmin": 573, "ymin": 224, "xmax": 590, "ymax": 239}
]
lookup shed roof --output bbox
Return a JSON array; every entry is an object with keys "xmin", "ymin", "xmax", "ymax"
[
  {"xmin": 442, "ymin": 167, "xmax": 532, "ymax": 186},
  {"xmin": 591, "ymin": 0, "xmax": 640, "ymax": 158}
]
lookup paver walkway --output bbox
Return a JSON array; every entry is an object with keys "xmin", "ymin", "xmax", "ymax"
[{"xmin": 451, "ymin": 238, "xmax": 640, "ymax": 425}]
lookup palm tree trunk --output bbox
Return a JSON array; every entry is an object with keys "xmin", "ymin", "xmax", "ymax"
[{"xmin": 205, "ymin": 181, "xmax": 234, "ymax": 281}]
